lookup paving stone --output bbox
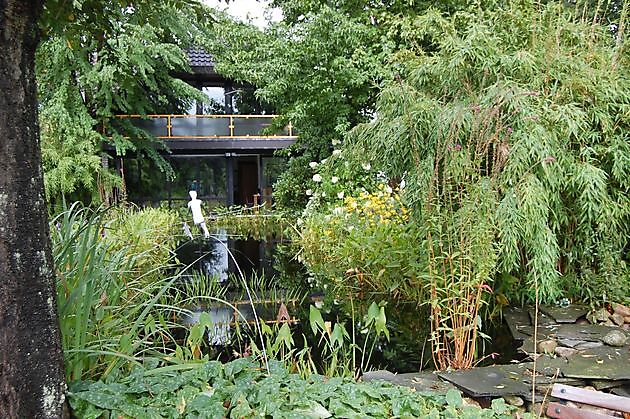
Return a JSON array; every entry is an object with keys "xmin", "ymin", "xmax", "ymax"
[
  {"xmin": 504, "ymin": 306, "xmax": 532, "ymax": 341},
  {"xmin": 557, "ymin": 338, "xmax": 588, "ymax": 348},
  {"xmin": 437, "ymin": 363, "xmax": 534, "ymax": 400},
  {"xmin": 539, "ymin": 304, "xmax": 589, "ymax": 323},
  {"xmin": 610, "ymin": 385, "xmax": 630, "ymax": 398},
  {"xmin": 362, "ymin": 370, "xmax": 456, "ymax": 394},
  {"xmin": 554, "ymin": 323, "xmax": 619, "ymax": 342},
  {"xmin": 558, "ymin": 347, "xmax": 630, "ymax": 381},
  {"xmin": 574, "ymin": 341, "xmax": 604, "ymax": 350},
  {"xmin": 528, "ymin": 308, "xmax": 556, "ymax": 326},
  {"xmin": 590, "ymin": 379, "xmax": 630, "ymax": 391}
]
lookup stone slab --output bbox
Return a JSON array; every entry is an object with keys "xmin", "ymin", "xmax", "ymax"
[
  {"xmin": 591, "ymin": 379, "xmax": 630, "ymax": 391},
  {"xmin": 539, "ymin": 304, "xmax": 589, "ymax": 323},
  {"xmin": 554, "ymin": 324, "xmax": 620, "ymax": 343},
  {"xmin": 611, "ymin": 386, "xmax": 630, "ymax": 398},
  {"xmin": 529, "ymin": 308, "xmax": 556, "ymax": 326},
  {"xmin": 558, "ymin": 347, "xmax": 630, "ymax": 381},
  {"xmin": 362, "ymin": 370, "xmax": 456, "ymax": 394},
  {"xmin": 437, "ymin": 363, "xmax": 534, "ymax": 400},
  {"xmin": 504, "ymin": 307, "xmax": 533, "ymax": 341}
]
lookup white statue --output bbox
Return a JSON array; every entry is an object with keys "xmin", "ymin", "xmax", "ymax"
[
  {"xmin": 187, "ymin": 190, "xmax": 210, "ymax": 238},
  {"xmin": 182, "ymin": 221, "xmax": 194, "ymax": 240}
]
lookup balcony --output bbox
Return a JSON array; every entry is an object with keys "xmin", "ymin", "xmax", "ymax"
[{"xmin": 112, "ymin": 114, "xmax": 297, "ymax": 151}]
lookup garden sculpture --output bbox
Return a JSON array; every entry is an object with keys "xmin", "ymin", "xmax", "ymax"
[
  {"xmin": 187, "ymin": 190, "xmax": 210, "ymax": 238},
  {"xmin": 182, "ymin": 221, "xmax": 194, "ymax": 240}
]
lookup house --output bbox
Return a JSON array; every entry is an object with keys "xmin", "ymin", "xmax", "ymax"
[{"xmin": 109, "ymin": 48, "xmax": 296, "ymax": 207}]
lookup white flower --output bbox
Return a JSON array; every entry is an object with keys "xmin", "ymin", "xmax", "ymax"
[
  {"xmin": 331, "ymin": 176, "xmax": 339, "ymax": 184},
  {"xmin": 333, "ymin": 207, "xmax": 344, "ymax": 215},
  {"xmin": 332, "ymin": 149, "xmax": 342, "ymax": 156},
  {"xmin": 312, "ymin": 174, "xmax": 322, "ymax": 182},
  {"xmin": 321, "ymin": 191, "xmax": 326, "ymax": 197},
  {"xmin": 385, "ymin": 186, "xmax": 393, "ymax": 194},
  {"xmin": 321, "ymin": 158, "xmax": 328, "ymax": 164},
  {"xmin": 337, "ymin": 191, "xmax": 344, "ymax": 199},
  {"xmin": 362, "ymin": 162, "xmax": 371, "ymax": 171},
  {"xmin": 306, "ymin": 189, "xmax": 313, "ymax": 196},
  {"xmin": 332, "ymin": 139, "xmax": 341, "ymax": 146},
  {"xmin": 309, "ymin": 161, "xmax": 318, "ymax": 169},
  {"xmin": 399, "ymin": 179, "xmax": 406, "ymax": 189}
]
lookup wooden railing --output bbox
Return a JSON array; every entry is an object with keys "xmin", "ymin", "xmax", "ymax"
[{"xmin": 114, "ymin": 114, "xmax": 295, "ymax": 139}]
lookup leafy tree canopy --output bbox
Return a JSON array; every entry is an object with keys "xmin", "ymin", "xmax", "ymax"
[{"xmin": 37, "ymin": 0, "xmax": 215, "ymax": 203}]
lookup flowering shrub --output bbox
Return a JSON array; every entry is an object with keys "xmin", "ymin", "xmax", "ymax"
[
  {"xmin": 343, "ymin": 185, "xmax": 409, "ymax": 226},
  {"xmin": 298, "ymin": 179, "xmax": 427, "ymax": 305},
  {"xmin": 301, "ymin": 148, "xmax": 383, "ymax": 216}
]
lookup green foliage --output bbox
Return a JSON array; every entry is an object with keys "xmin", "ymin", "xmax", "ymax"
[
  {"xmin": 104, "ymin": 205, "xmax": 179, "ymax": 279},
  {"xmin": 299, "ymin": 186, "xmax": 425, "ymax": 304},
  {"xmin": 53, "ymin": 203, "xmax": 184, "ymax": 381},
  {"xmin": 37, "ymin": 1, "xmax": 214, "ymax": 202},
  {"xmin": 68, "ymin": 358, "xmax": 516, "ymax": 418},
  {"xmin": 273, "ymin": 156, "xmax": 314, "ymax": 209},
  {"xmin": 348, "ymin": 2, "xmax": 630, "ymax": 305},
  {"xmin": 211, "ymin": 206, "xmax": 293, "ymax": 241}
]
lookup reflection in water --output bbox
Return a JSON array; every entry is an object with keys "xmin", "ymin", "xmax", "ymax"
[
  {"xmin": 176, "ymin": 229, "xmax": 277, "ymax": 286},
  {"xmin": 176, "ymin": 230, "xmax": 285, "ymax": 345}
]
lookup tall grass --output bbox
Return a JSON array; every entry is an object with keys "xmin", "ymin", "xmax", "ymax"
[{"xmin": 52, "ymin": 203, "xmax": 186, "ymax": 381}]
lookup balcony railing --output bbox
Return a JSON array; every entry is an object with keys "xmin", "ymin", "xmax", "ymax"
[{"xmin": 114, "ymin": 114, "xmax": 296, "ymax": 139}]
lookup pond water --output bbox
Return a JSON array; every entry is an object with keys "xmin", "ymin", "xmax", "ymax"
[
  {"xmin": 172, "ymin": 228, "xmax": 520, "ymax": 373},
  {"xmin": 176, "ymin": 229, "xmax": 278, "ymax": 284},
  {"xmin": 173, "ymin": 229, "xmax": 304, "ymax": 351}
]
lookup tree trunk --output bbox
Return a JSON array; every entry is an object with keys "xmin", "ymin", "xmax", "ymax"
[{"xmin": 0, "ymin": 1, "xmax": 67, "ymax": 417}]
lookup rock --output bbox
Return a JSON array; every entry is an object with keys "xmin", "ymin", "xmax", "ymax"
[
  {"xmin": 504, "ymin": 395, "xmax": 524, "ymax": 407},
  {"xmin": 602, "ymin": 330, "xmax": 628, "ymax": 347},
  {"xmin": 623, "ymin": 324, "xmax": 630, "ymax": 332},
  {"xmin": 603, "ymin": 320, "xmax": 616, "ymax": 327},
  {"xmin": 574, "ymin": 341, "xmax": 604, "ymax": 350},
  {"xmin": 462, "ymin": 398, "xmax": 481, "ymax": 408},
  {"xmin": 554, "ymin": 346, "xmax": 577, "ymax": 358},
  {"xmin": 624, "ymin": 316, "xmax": 630, "ymax": 324},
  {"xmin": 576, "ymin": 318, "xmax": 590, "ymax": 325},
  {"xmin": 538, "ymin": 339, "xmax": 557, "ymax": 354},
  {"xmin": 558, "ymin": 338, "xmax": 585, "ymax": 348},
  {"xmin": 613, "ymin": 303, "xmax": 630, "ymax": 317},
  {"xmin": 611, "ymin": 313, "xmax": 625, "ymax": 326},
  {"xmin": 588, "ymin": 308, "xmax": 611, "ymax": 324}
]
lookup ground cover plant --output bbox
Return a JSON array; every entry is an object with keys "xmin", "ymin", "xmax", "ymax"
[{"xmin": 68, "ymin": 358, "xmax": 516, "ymax": 418}]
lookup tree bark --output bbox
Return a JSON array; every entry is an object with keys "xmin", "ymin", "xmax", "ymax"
[{"xmin": 0, "ymin": 1, "xmax": 67, "ymax": 417}]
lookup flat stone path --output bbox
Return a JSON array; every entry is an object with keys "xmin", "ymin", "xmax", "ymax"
[{"xmin": 363, "ymin": 304, "xmax": 630, "ymax": 406}]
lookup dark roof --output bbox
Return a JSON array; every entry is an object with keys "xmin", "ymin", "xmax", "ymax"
[{"xmin": 187, "ymin": 48, "xmax": 215, "ymax": 67}]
